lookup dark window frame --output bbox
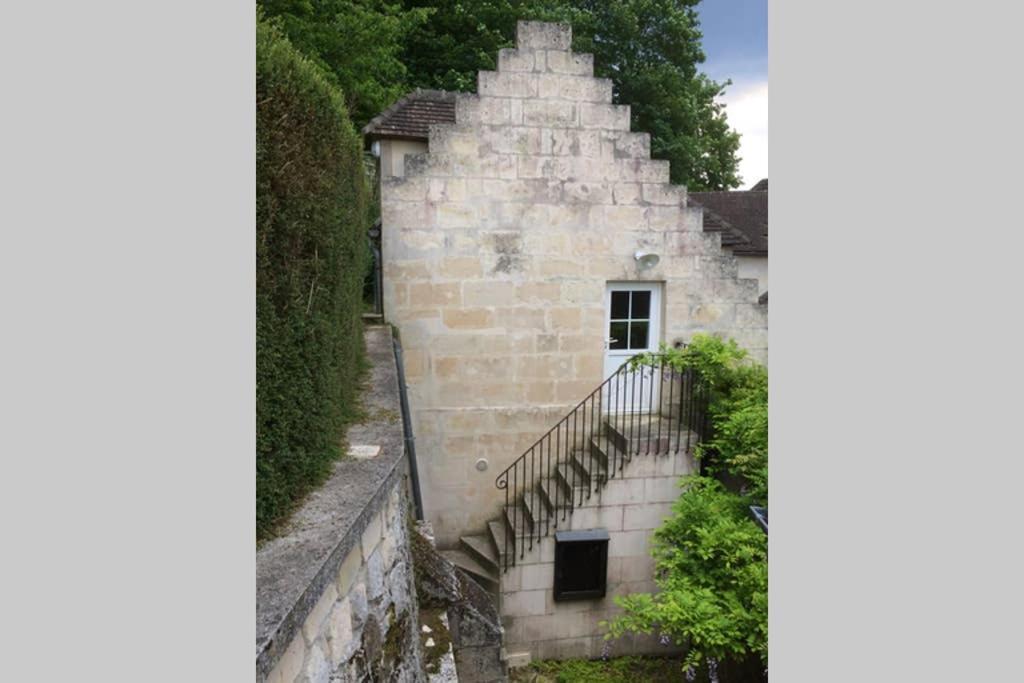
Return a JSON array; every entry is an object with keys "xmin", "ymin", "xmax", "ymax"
[
  {"xmin": 553, "ymin": 529, "xmax": 610, "ymax": 602},
  {"xmin": 608, "ymin": 289, "xmax": 652, "ymax": 350}
]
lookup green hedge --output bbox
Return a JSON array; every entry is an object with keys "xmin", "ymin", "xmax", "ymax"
[{"xmin": 257, "ymin": 18, "xmax": 370, "ymax": 539}]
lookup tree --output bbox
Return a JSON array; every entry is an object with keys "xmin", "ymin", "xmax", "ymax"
[
  {"xmin": 400, "ymin": 0, "xmax": 743, "ymax": 189},
  {"xmin": 259, "ymin": 1, "xmax": 432, "ymax": 128}
]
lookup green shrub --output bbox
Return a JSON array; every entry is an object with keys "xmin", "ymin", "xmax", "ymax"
[
  {"xmin": 632, "ymin": 335, "xmax": 768, "ymax": 502},
  {"xmin": 606, "ymin": 478, "xmax": 767, "ymax": 676},
  {"xmin": 257, "ymin": 18, "xmax": 370, "ymax": 539},
  {"xmin": 614, "ymin": 335, "xmax": 768, "ymax": 677}
]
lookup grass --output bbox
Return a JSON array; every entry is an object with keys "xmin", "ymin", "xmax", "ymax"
[{"xmin": 511, "ymin": 656, "xmax": 687, "ymax": 683}]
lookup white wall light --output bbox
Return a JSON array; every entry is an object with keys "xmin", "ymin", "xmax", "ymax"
[{"xmin": 634, "ymin": 250, "xmax": 660, "ymax": 269}]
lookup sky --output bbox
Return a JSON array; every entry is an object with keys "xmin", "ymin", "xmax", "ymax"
[{"xmin": 696, "ymin": 0, "xmax": 768, "ymax": 189}]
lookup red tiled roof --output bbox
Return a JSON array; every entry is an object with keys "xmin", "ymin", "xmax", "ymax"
[{"xmin": 361, "ymin": 89, "xmax": 456, "ymax": 141}]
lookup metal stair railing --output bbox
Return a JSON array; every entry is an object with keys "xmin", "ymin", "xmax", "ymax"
[{"xmin": 493, "ymin": 352, "xmax": 710, "ymax": 571}]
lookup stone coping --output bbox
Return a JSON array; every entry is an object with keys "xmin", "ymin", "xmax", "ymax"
[{"xmin": 256, "ymin": 325, "xmax": 408, "ymax": 681}]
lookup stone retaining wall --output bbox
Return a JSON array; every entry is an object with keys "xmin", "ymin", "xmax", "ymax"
[
  {"xmin": 257, "ymin": 326, "xmax": 426, "ymax": 683},
  {"xmin": 265, "ymin": 482, "xmax": 421, "ymax": 683}
]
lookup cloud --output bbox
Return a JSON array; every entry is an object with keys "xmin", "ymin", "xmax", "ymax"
[{"xmin": 718, "ymin": 80, "xmax": 768, "ymax": 189}]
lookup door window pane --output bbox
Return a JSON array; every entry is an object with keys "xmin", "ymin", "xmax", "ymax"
[
  {"xmin": 609, "ymin": 321, "xmax": 628, "ymax": 350},
  {"xmin": 629, "ymin": 321, "xmax": 649, "ymax": 349},
  {"xmin": 631, "ymin": 291, "xmax": 651, "ymax": 319},
  {"xmin": 610, "ymin": 291, "xmax": 630, "ymax": 319}
]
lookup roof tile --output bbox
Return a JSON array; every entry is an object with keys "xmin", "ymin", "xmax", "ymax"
[
  {"xmin": 362, "ymin": 89, "xmax": 456, "ymax": 140},
  {"xmin": 690, "ymin": 185, "xmax": 768, "ymax": 256}
]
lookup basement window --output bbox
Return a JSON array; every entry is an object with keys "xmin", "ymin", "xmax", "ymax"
[{"xmin": 553, "ymin": 529, "xmax": 610, "ymax": 601}]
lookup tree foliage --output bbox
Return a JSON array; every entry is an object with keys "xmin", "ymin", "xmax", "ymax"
[
  {"xmin": 257, "ymin": 18, "xmax": 370, "ymax": 538},
  {"xmin": 400, "ymin": 0, "xmax": 742, "ymax": 189},
  {"xmin": 259, "ymin": 0, "xmax": 432, "ymax": 128},
  {"xmin": 260, "ymin": 1, "xmax": 743, "ymax": 188},
  {"xmin": 614, "ymin": 335, "xmax": 768, "ymax": 678}
]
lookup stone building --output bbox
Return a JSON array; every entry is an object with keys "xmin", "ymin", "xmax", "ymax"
[{"xmin": 363, "ymin": 21, "xmax": 767, "ymax": 663}]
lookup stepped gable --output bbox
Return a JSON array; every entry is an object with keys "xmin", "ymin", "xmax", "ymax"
[{"xmin": 378, "ymin": 19, "xmax": 767, "ymax": 551}]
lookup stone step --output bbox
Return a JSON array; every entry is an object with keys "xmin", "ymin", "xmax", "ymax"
[
  {"xmin": 538, "ymin": 476, "xmax": 572, "ymax": 512},
  {"xmin": 555, "ymin": 463, "xmax": 590, "ymax": 508},
  {"xmin": 521, "ymin": 489, "xmax": 550, "ymax": 527},
  {"xmin": 604, "ymin": 414, "xmax": 674, "ymax": 455},
  {"xmin": 503, "ymin": 504, "xmax": 533, "ymax": 538},
  {"xmin": 487, "ymin": 520, "xmax": 512, "ymax": 565},
  {"xmin": 567, "ymin": 454, "xmax": 602, "ymax": 506},
  {"xmin": 502, "ymin": 503, "xmax": 552, "ymax": 566},
  {"xmin": 576, "ymin": 445, "xmax": 610, "ymax": 482},
  {"xmin": 495, "ymin": 509, "xmax": 542, "ymax": 569},
  {"xmin": 460, "ymin": 534, "xmax": 500, "ymax": 574},
  {"xmin": 589, "ymin": 436, "xmax": 629, "ymax": 478},
  {"xmin": 440, "ymin": 549, "xmax": 499, "ymax": 589}
]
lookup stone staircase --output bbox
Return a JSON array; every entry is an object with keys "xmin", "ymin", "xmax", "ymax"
[{"xmin": 441, "ymin": 411, "xmax": 697, "ymax": 586}]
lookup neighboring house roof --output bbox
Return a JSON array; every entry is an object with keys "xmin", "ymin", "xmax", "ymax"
[
  {"xmin": 689, "ymin": 181, "xmax": 768, "ymax": 256},
  {"xmin": 698, "ymin": 205, "xmax": 755, "ymax": 250},
  {"xmin": 361, "ymin": 89, "xmax": 456, "ymax": 141}
]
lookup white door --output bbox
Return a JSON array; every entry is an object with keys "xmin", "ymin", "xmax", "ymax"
[{"xmin": 602, "ymin": 283, "xmax": 661, "ymax": 414}]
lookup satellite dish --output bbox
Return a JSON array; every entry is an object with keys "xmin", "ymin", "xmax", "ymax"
[{"xmin": 634, "ymin": 250, "xmax": 660, "ymax": 269}]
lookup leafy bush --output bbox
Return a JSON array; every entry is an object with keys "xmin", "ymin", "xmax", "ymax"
[
  {"xmin": 257, "ymin": 18, "xmax": 370, "ymax": 539},
  {"xmin": 613, "ymin": 335, "xmax": 768, "ymax": 677},
  {"xmin": 607, "ymin": 478, "xmax": 766, "ymax": 674},
  {"xmin": 633, "ymin": 335, "xmax": 768, "ymax": 502}
]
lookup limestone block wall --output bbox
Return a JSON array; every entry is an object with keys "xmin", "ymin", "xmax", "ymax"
[
  {"xmin": 379, "ymin": 21, "xmax": 768, "ymax": 547},
  {"xmin": 381, "ymin": 139, "xmax": 428, "ymax": 178},
  {"xmin": 264, "ymin": 482, "xmax": 422, "ymax": 683},
  {"xmin": 735, "ymin": 253, "xmax": 768, "ymax": 296},
  {"xmin": 500, "ymin": 448, "xmax": 695, "ymax": 661}
]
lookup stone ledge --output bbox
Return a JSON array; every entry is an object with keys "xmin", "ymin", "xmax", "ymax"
[
  {"xmin": 516, "ymin": 20, "xmax": 572, "ymax": 51},
  {"xmin": 256, "ymin": 325, "xmax": 409, "ymax": 682}
]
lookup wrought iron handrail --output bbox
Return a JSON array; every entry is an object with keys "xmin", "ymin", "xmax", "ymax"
[{"xmin": 493, "ymin": 352, "xmax": 711, "ymax": 571}]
